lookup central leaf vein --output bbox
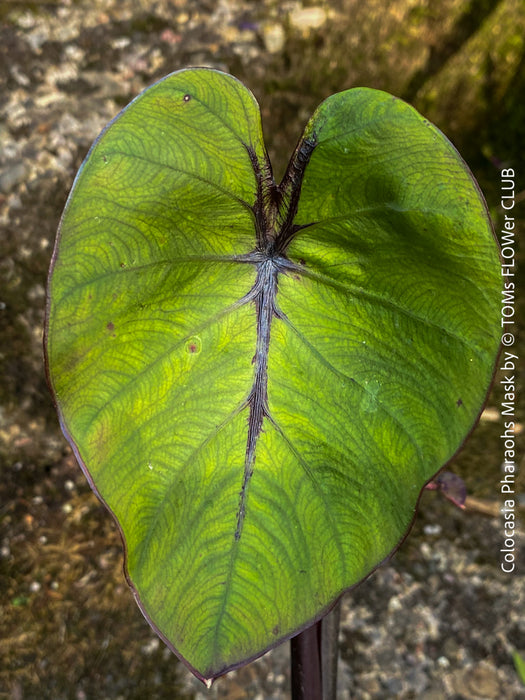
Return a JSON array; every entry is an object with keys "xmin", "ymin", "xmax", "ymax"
[
  {"xmin": 231, "ymin": 132, "xmax": 319, "ymax": 540},
  {"xmin": 235, "ymin": 258, "xmax": 279, "ymax": 541}
]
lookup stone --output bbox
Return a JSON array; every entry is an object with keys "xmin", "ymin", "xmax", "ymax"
[{"xmin": 262, "ymin": 23, "xmax": 285, "ymax": 54}]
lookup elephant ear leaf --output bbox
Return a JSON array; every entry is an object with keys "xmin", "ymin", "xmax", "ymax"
[{"xmin": 45, "ymin": 68, "xmax": 501, "ymax": 683}]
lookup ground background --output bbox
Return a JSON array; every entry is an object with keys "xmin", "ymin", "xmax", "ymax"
[{"xmin": 0, "ymin": 0, "xmax": 524, "ymax": 698}]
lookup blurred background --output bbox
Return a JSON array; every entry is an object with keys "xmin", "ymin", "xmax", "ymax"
[{"xmin": 0, "ymin": 0, "xmax": 524, "ymax": 698}]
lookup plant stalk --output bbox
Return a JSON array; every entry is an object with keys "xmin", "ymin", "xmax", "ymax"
[
  {"xmin": 321, "ymin": 602, "xmax": 341, "ymax": 700},
  {"xmin": 290, "ymin": 620, "xmax": 323, "ymax": 700},
  {"xmin": 290, "ymin": 601, "xmax": 341, "ymax": 700}
]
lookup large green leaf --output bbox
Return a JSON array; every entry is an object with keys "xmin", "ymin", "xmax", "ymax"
[{"xmin": 45, "ymin": 68, "xmax": 501, "ymax": 682}]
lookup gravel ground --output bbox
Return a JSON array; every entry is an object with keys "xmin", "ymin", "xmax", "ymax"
[{"xmin": 1, "ymin": 1, "xmax": 524, "ymax": 698}]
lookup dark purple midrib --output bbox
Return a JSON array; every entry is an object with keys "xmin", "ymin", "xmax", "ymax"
[
  {"xmin": 233, "ymin": 137, "xmax": 316, "ymax": 540},
  {"xmin": 235, "ymin": 258, "xmax": 277, "ymax": 539}
]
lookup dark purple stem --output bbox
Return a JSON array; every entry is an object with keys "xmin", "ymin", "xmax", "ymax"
[{"xmin": 291, "ymin": 621, "xmax": 323, "ymax": 700}]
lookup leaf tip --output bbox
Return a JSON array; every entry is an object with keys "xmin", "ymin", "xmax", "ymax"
[{"xmin": 204, "ymin": 678, "xmax": 213, "ymax": 689}]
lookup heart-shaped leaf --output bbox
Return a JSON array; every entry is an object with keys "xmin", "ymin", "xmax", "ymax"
[{"xmin": 45, "ymin": 68, "xmax": 500, "ymax": 682}]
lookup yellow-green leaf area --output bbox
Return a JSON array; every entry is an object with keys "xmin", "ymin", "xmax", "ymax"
[{"xmin": 45, "ymin": 70, "xmax": 501, "ymax": 682}]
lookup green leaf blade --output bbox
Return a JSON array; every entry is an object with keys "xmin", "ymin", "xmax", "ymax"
[
  {"xmin": 46, "ymin": 70, "xmax": 271, "ymax": 678},
  {"xmin": 45, "ymin": 70, "xmax": 501, "ymax": 682},
  {"xmin": 286, "ymin": 85, "xmax": 500, "ymax": 449},
  {"xmin": 262, "ymin": 89, "xmax": 500, "ymax": 635}
]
